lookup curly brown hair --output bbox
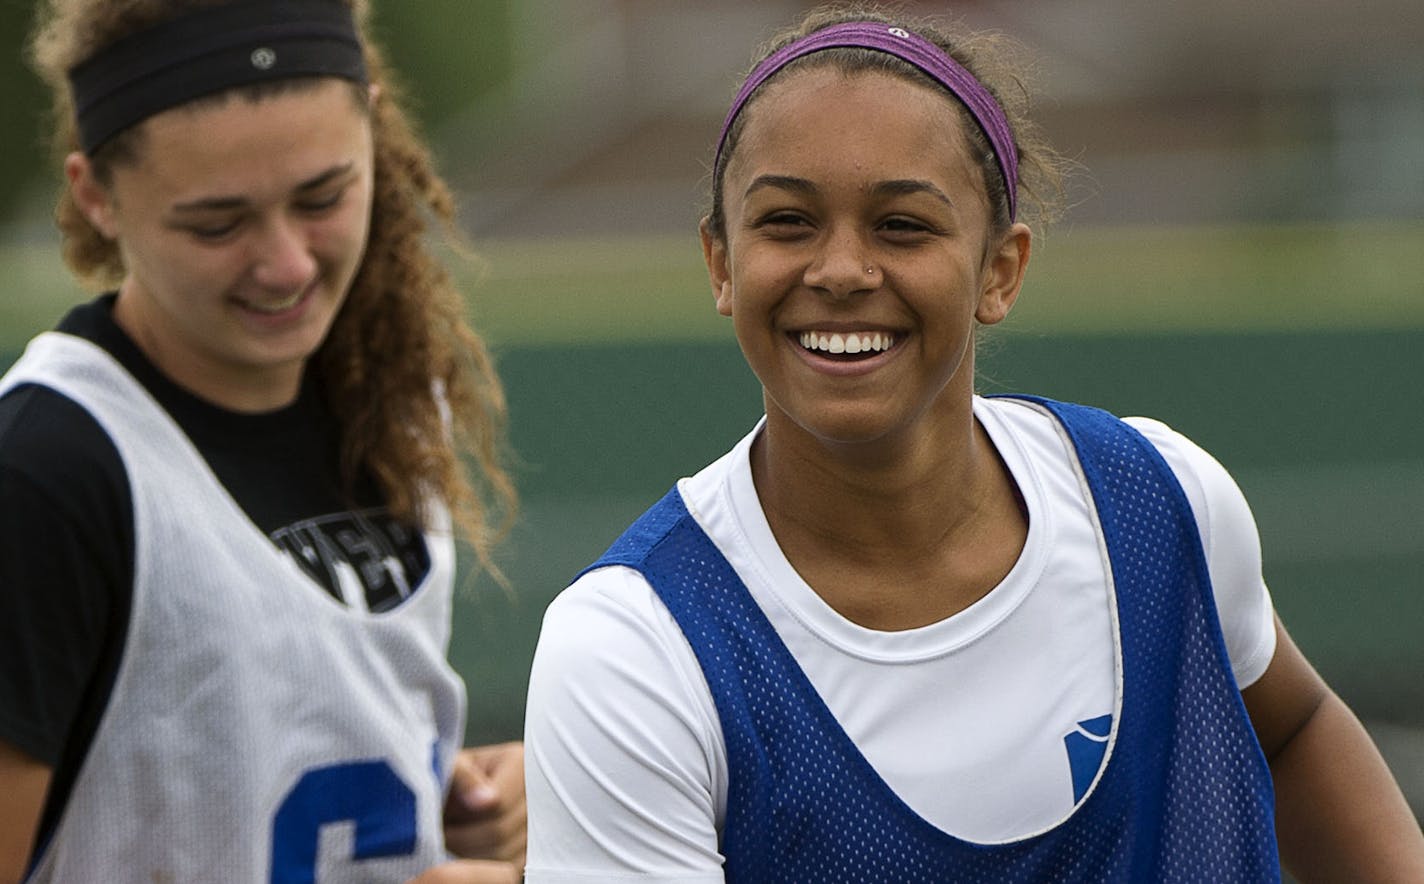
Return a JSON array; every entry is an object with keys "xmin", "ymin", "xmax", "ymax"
[
  {"xmin": 28, "ymin": 0, "xmax": 515, "ymax": 581},
  {"xmin": 707, "ymin": 1, "xmax": 1072, "ymax": 241}
]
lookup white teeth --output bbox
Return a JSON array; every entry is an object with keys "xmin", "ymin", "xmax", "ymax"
[
  {"xmin": 798, "ymin": 331, "xmax": 895, "ymax": 354},
  {"xmin": 248, "ymin": 290, "xmax": 306, "ymax": 314}
]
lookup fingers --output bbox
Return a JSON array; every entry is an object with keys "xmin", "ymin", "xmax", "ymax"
[
  {"xmin": 443, "ymin": 742, "xmax": 527, "ymax": 866},
  {"xmin": 447, "ymin": 747, "xmax": 501, "ymax": 815},
  {"xmin": 404, "ymin": 858, "xmax": 520, "ymax": 884},
  {"xmin": 446, "ymin": 742, "xmax": 524, "ymax": 819}
]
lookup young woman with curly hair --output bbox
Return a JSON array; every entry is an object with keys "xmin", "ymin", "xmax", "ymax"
[{"xmin": 1, "ymin": 1, "xmax": 522, "ymax": 880}]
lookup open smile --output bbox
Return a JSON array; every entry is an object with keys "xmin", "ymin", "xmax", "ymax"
[
  {"xmin": 797, "ymin": 330, "xmax": 897, "ymax": 358},
  {"xmin": 237, "ymin": 283, "xmax": 315, "ymax": 317}
]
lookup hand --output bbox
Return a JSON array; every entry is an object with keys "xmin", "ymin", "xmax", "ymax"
[
  {"xmin": 404, "ymin": 859, "xmax": 520, "ymax": 884},
  {"xmin": 443, "ymin": 741, "xmax": 526, "ymax": 868}
]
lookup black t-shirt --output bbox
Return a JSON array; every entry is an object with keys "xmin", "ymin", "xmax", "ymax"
[{"xmin": 0, "ymin": 294, "xmax": 431, "ymax": 855}]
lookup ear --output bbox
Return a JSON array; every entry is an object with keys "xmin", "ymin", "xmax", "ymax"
[
  {"xmin": 975, "ymin": 222, "xmax": 1031, "ymax": 326},
  {"xmin": 699, "ymin": 216, "xmax": 735, "ymax": 317},
  {"xmin": 65, "ymin": 152, "xmax": 119, "ymax": 240}
]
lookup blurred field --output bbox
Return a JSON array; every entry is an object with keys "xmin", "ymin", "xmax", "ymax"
[
  {"xmin": 2, "ymin": 225, "xmax": 1422, "ymax": 812},
  {"xmin": 450, "ymin": 221, "xmax": 1424, "ymax": 345},
  {"xmin": 6, "ymin": 221, "xmax": 1423, "ymax": 343}
]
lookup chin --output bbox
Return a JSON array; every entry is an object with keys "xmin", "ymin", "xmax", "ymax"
[{"xmin": 795, "ymin": 413, "xmax": 902, "ymax": 447}]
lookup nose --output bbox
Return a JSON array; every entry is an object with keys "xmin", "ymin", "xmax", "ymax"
[
  {"xmin": 250, "ymin": 216, "xmax": 318, "ymax": 293},
  {"xmin": 802, "ymin": 226, "xmax": 875, "ymax": 298}
]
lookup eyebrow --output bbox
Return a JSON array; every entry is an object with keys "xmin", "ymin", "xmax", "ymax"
[
  {"xmin": 169, "ymin": 162, "xmax": 356, "ymax": 213},
  {"xmin": 744, "ymin": 174, "xmax": 818, "ymax": 200},
  {"xmin": 744, "ymin": 174, "xmax": 953, "ymax": 207},
  {"xmin": 873, "ymin": 179, "xmax": 954, "ymax": 207}
]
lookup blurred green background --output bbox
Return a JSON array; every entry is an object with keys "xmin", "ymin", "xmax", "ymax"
[{"xmin": 2, "ymin": 0, "xmax": 1421, "ymax": 818}]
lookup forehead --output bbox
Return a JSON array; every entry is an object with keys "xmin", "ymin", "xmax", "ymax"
[
  {"xmin": 728, "ymin": 66, "xmax": 976, "ymax": 189},
  {"xmin": 120, "ymin": 79, "xmax": 370, "ymax": 197}
]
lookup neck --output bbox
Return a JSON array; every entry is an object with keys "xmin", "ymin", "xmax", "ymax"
[
  {"xmin": 750, "ymin": 395, "xmax": 1028, "ymax": 630},
  {"xmin": 753, "ymin": 402, "xmax": 994, "ymax": 556}
]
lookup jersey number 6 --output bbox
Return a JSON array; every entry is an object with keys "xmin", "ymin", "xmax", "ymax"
[{"xmin": 269, "ymin": 758, "xmax": 419, "ymax": 883}]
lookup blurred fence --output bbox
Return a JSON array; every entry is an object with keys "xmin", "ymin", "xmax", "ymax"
[{"xmin": 438, "ymin": 325, "xmax": 1424, "ymax": 824}]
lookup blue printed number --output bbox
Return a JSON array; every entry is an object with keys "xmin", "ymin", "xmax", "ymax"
[{"xmin": 270, "ymin": 759, "xmax": 418, "ymax": 884}]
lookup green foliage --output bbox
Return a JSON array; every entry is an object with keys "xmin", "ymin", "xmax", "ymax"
[
  {"xmin": 0, "ymin": 0, "xmax": 49, "ymax": 221},
  {"xmin": 367, "ymin": 0, "xmax": 512, "ymax": 133}
]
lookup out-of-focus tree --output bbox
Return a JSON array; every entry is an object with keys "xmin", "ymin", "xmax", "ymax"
[
  {"xmin": 369, "ymin": 0, "xmax": 513, "ymax": 138},
  {"xmin": 1, "ymin": 0, "xmax": 49, "ymax": 226}
]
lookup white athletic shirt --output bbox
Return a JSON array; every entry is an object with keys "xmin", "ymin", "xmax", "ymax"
[
  {"xmin": 523, "ymin": 395, "xmax": 1277, "ymax": 882},
  {"xmin": 6, "ymin": 333, "xmax": 466, "ymax": 883}
]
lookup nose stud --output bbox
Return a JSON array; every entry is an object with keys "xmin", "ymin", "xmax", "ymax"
[{"xmin": 865, "ymin": 265, "xmax": 876, "ymax": 275}]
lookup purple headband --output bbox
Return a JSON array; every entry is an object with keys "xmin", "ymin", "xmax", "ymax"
[{"xmin": 715, "ymin": 21, "xmax": 1019, "ymax": 221}]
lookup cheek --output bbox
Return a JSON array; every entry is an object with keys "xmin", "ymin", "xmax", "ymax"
[
  {"xmin": 126, "ymin": 233, "xmax": 225, "ymax": 290},
  {"xmin": 347, "ymin": 192, "xmax": 376, "ymax": 253},
  {"xmin": 312, "ymin": 205, "xmax": 372, "ymax": 264},
  {"xmin": 731, "ymin": 242, "xmax": 799, "ymax": 299},
  {"xmin": 907, "ymin": 258, "xmax": 981, "ymax": 309}
]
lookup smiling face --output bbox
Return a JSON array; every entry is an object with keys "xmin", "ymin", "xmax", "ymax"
[
  {"xmin": 703, "ymin": 66, "xmax": 1030, "ymax": 451},
  {"xmin": 67, "ymin": 78, "xmax": 376, "ymax": 412}
]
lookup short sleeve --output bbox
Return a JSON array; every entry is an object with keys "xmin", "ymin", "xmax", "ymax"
[
  {"xmin": 0, "ymin": 386, "xmax": 130, "ymax": 765},
  {"xmin": 1126, "ymin": 417, "xmax": 1277, "ymax": 687},
  {"xmin": 523, "ymin": 566, "xmax": 728, "ymax": 883}
]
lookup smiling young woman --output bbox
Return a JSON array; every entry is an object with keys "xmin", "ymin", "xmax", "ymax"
[
  {"xmin": 520, "ymin": 4, "xmax": 1424, "ymax": 882},
  {"xmin": 0, "ymin": 2, "xmax": 523, "ymax": 882},
  {"xmin": 68, "ymin": 78, "xmax": 376, "ymax": 412}
]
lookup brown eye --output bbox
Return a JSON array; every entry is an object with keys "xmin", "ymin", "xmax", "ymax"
[{"xmin": 758, "ymin": 212, "xmax": 812, "ymax": 234}]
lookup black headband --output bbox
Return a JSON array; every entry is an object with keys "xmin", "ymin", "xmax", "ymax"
[{"xmin": 69, "ymin": 0, "xmax": 368, "ymax": 155}]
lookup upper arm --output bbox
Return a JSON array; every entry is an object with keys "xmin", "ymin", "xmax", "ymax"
[
  {"xmin": 523, "ymin": 568, "xmax": 726, "ymax": 882},
  {"xmin": 0, "ymin": 458, "xmax": 121, "ymax": 766},
  {"xmin": 1240, "ymin": 615, "xmax": 1330, "ymax": 761},
  {"xmin": 0, "ymin": 741, "xmax": 51, "ymax": 884},
  {"xmin": 0, "ymin": 388, "xmax": 131, "ymax": 872}
]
